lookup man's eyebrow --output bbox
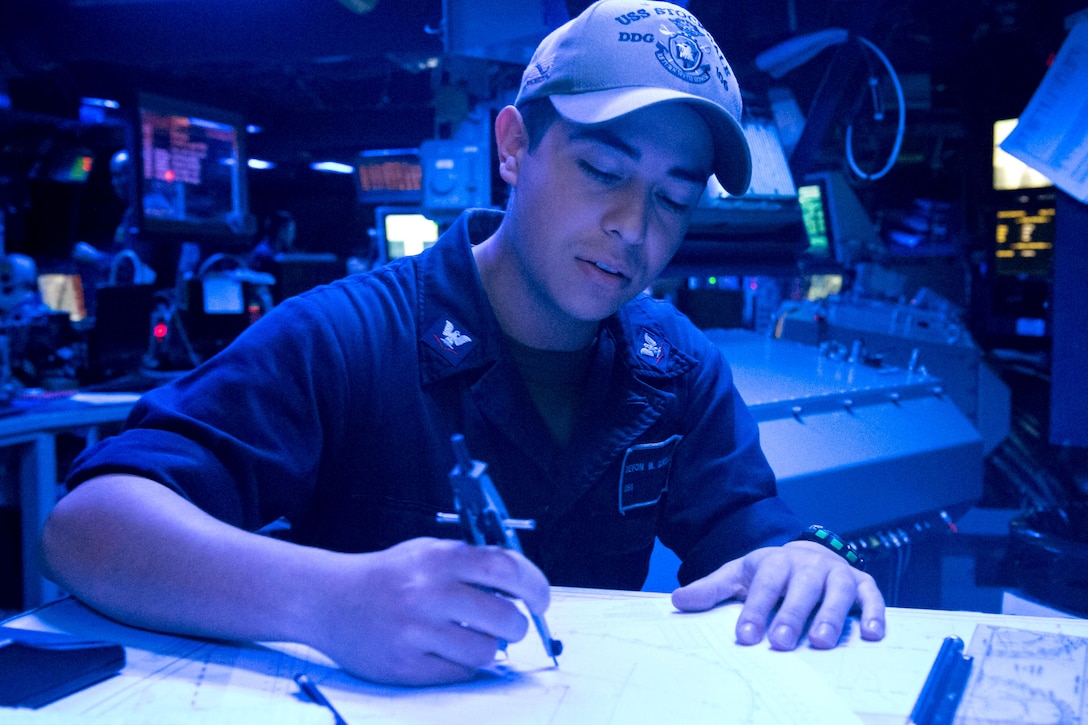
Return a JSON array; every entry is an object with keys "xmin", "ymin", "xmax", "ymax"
[
  {"xmin": 569, "ymin": 125, "xmax": 639, "ymax": 160},
  {"xmin": 567, "ymin": 125, "xmax": 709, "ymax": 186}
]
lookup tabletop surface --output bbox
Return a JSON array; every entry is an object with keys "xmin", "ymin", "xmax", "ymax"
[{"xmin": 4, "ymin": 589, "xmax": 1088, "ymax": 724}]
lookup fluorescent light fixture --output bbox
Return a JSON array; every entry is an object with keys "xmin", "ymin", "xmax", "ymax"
[
  {"xmin": 81, "ymin": 97, "xmax": 121, "ymax": 109},
  {"xmin": 247, "ymin": 158, "xmax": 276, "ymax": 170},
  {"xmin": 337, "ymin": 0, "xmax": 379, "ymax": 14},
  {"xmin": 359, "ymin": 147, "xmax": 418, "ymax": 158},
  {"xmin": 310, "ymin": 161, "xmax": 355, "ymax": 174},
  {"xmin": 190, "ymin": 118, "xmax": 233, "ymax": 132}
]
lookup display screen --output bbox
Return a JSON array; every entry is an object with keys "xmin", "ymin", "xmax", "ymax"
[
  {"xmin": 138, "ymin": 94, "xmax": 247, "ymax": 237},
  {"xmin": 37, "ymin": 273, "xmax": 86, "ymax": 321},
  {"xmin": 30, "ymin": 148, "xmax": 94, "ymax": 184},
  {"xmin": 993, "ymin": 119, "xmax": 1052, "ymax": 192},
  {"xmin": 994, "ymin": 193, "xmax": 1055, "ymax": 277},
  {"xmin": 376, "ymin": 207, "xmax": 440, "ymax": 262},
  {"xmin": 798, "ymin": 182, "xmax": 831, "ymax": 258},
  {"xmin": 795, "ymin": 177, "xmax": 843, "ymax": 298},
  {"xmin": 357, "ymin": 149, "xmax": 423, "ymax": 204}
]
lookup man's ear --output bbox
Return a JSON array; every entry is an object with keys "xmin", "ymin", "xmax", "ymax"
[{"xmin": 494, "ymin": 105, "xmax": 529, "ymax": 185}]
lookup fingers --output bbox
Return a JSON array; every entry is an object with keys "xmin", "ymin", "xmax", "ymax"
[
  {"xmin": 322, "ymin": 538, "xmax": 552, "ymax": 685},
  {"xmin": 761, "ymin": 563, "xmax": 886, "ymax": 651},
  {"xmin": 450, "ymin": 543, "xmax": 552, "ymax": 617},
  {"xmin": 404, "ymin": 540, "xmax": 549, "ymax": 648},
  {"xmin": 676, "ymin": 543, "xmax": 887, "ymax": 653},
  {"xmin": 856, "ymin": 574, "xmax": 887, "ymax": 641},
  {"xmin": 417, "ymin": 544, "xmax": 551, "ymax": 677},
  {"xmin": 733, "ymin": 548, "xmax": 799, "ymax": 647},
  {"xmin": 670, "ymin": 557, "xmax": 748, "ymax": 612},
  {"xmin": 438, "ymin": 580, "xmax": 531, "ymax": 642},
  {"xmin": 780, "ymin": 564, "xmax": 856, "ymax": 649},
  {"xmin": 407, "ymin": 615, "xmax": 513, "ymax": 677},
  {"xmin": 766, "ymin": 558, "xmax": 885, "ymax": 650}
]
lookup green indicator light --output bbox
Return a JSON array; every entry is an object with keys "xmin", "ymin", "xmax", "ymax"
[{"xmin": 708, "ymin": 276, "xmax": 717, "ymax": 285}]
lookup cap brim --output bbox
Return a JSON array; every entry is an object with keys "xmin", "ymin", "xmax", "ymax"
[{"xmin": 550, "ymin": 88, "xmax": 752, "ymax": 196}]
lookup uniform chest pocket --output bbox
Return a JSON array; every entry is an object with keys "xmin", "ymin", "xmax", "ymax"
[
  {"xmin": 575, "ymin": 434, "xmax": 682, "ymax": 558},
  {"xmin": 618, "ymin": 435, "xmax": 682, "ymax": 515}
]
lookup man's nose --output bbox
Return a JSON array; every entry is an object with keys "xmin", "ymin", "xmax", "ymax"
[{"xmin": 604, "ymin": 184, "xmax": 650, "ymax": 245}]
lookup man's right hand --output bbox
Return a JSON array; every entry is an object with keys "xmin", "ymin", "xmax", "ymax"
[
  {"xmin": 40, "ymin": 476, "xmax": 551, "ymax": 687},
  {"xmin": 304, "ymin": 538, "xmax": 551, "ymax": 685}
]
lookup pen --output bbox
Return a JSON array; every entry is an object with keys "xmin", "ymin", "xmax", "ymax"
[
  {"xmin": 294, "ymin": 673, "xmax": 349, "ymax": 725},
  {"xmin": 907, "ymin": 636, "xmax": 973, "ymax": 725}
]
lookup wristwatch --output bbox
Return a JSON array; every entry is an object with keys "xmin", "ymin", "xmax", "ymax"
[{"xmin": 793, "ymin": 525, "xmax": 866, "ymax": 571}]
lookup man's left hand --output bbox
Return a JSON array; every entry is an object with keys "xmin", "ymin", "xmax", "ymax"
[{"xmin": 670, "ymin": 541, "xmax": 886, "ymax": 650}]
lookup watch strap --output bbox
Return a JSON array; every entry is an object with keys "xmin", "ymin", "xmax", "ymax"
[{"xmin": 793, "ymin": 524, "xmax": 866, "ymax": 571}]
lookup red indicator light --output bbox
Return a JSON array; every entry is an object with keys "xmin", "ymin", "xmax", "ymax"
[
  {"xmin": 164, "ymin": 169, "xmax": 176, "ymax": 182},
  {"xmin": 153, "ymin": 322, "xmax": 168, "ymax": 339}
]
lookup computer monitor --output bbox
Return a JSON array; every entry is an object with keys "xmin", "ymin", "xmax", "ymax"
[
  {"xmin": 993, "ymin": 118, "xmax": 1052, "ymax": 192},
  {"xmin": 796, "ymin": 180, "xmax": 843, "ymax": 300},
  {"xmin": 136, "ymin": 93, "xmax": 250, "ymax": 239},
  {"xmin": 374, "ymin": 207, "xmax": 440, "ymax": 264},
  {"xmin": 797, "ymin": 179, "xmax": 834, "ymax": 262},
  {"xmin": 37, "ymin": 273, "xmax": 87, "ymax": 322},
  {"xmin": 29, "ymin": 146, "xmax": 94, "ymax": 184},
  {"xmin": 86, "ymin": 284, "xmax": 156, "ymax": 381},
  {"xmin": 356, "ymin": 149, "xmax": 423, "ymax": 204},
  {"xmin": 272, "ymin": 253, "xmax": 345, "ymax": 301},
  {"xmin": 993, "ymin": 190, "xmax": 1055, "ymax": 278}
]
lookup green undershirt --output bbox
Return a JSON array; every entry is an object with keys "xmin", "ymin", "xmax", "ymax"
[{"xmin": 504, "ymin": 336, "xmax": 595, "ymax": 449}]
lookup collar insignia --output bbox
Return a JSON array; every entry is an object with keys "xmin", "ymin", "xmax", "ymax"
[
  {"xmin": 424, "ymin": 317, "xmax": 477, "ymax": 366},
  {"xmin": 638, "ymin": 328, "xmax": 670, "ymax": 369}
]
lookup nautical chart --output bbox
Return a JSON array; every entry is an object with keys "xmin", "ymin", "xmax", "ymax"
[{"xmin": 957, "ymin": 624, "xmax": 1088, "ymax": 725}]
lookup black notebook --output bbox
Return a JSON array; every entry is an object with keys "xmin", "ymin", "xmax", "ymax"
[{"xmin": 0, "ymin": 626, "xmax": 126, "ymax": 709}]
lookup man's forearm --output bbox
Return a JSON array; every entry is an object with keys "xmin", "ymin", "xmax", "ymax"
[{"xmin": 39, "ymin": 474, "xmax": 330, "ymax": 647}]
